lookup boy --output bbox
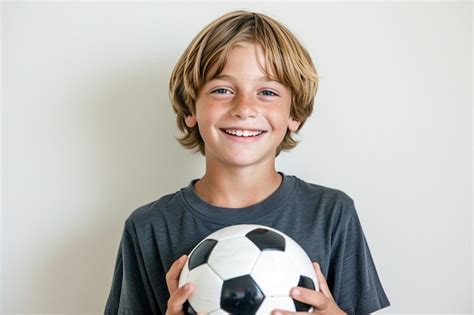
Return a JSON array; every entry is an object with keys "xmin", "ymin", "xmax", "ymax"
[{"xmin": 105, "ymin": 10, "xmax": 390, "ymax": 315}]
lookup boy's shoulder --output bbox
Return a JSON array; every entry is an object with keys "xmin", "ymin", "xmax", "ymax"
[
  {"xmin": 124, "ymin": 189, "xmax": 182, "ymax": 228},
  {"xmin": 291, "ymin": 175, "xmax": 358, "ymax": 225},
  {"xmin": 294, "ymin": 175, "xmax": 356, "ymax": 208}
]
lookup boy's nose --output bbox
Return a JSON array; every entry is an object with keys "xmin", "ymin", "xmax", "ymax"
[{"xmin": 230, "ymin": 94, "xmax": 257, "ymax": 119}]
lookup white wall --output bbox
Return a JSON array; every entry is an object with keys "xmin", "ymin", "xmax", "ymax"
[{"xmin": 2, "ymin": 1, "xmax": 472, "ymax": 314}]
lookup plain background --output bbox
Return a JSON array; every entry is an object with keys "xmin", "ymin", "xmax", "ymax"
[{"xmin": 2, "ymin": 1, "xmax": 472, "ymax": 314}]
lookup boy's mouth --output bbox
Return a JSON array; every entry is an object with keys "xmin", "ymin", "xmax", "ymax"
[{"xmin": 220, "ymin": 128, "xmax": 267, "ymax": 138}]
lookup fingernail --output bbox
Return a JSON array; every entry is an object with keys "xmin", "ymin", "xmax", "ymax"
[
  {"xmin": 273, "ymin": 312, "xmax": 282, "ymax": 315},
  {"xmin": 291, "ymin": 288, "xmax": 300, "ymax": 296},
  {"xmin": 180, "ymin": 254, "xmax": 187, "ymax": 261}
]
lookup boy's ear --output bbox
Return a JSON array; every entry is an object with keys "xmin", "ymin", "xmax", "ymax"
[
  {"xmin": 288, "ymin": 117, "xmax": 301, "ymax": 132},
  {"xmin": 185, "ymin": 114, "xmax": 197, "ymax": 128}
]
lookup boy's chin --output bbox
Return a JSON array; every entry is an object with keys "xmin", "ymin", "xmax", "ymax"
[{"xmin": 212, "ymin": 151, "xmax": 276, "ymax": 168}]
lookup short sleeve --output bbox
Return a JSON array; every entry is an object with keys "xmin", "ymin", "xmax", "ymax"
[
  {"xmin": 105, "ymin": 221, "xmax": 162, "ymax": 315},
  {"xmin": 327, "ymin": 206, "xmax": 390, "ymax": 314}
]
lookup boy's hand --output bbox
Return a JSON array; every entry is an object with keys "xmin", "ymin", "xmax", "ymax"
[
  {"xmin": 165, "ymin": 255, "xmax": 194, "ymax": 315},
  {"xmin": 271, "ymin": 262, "xmax": 347, "ymax": 315}
]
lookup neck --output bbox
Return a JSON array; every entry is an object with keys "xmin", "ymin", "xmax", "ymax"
[{"xmin": 194, "ymin": 160, "xmax": 282, "ymax": 208}]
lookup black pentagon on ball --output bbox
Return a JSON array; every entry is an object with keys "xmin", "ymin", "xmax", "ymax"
[
  {"xmin": 183, "ymin": 300, "xmax": 197, "ymax": 315},
  {"xmin": 293, "ymin": 275, "xmax": 316, "ymax": 312},
  {"xmin": 188, "ymin": 239, "xmax": 218, "ymax": 270},
  {"xmin": 245, "ymin": 228, "xmax": 286, "ymax": 251},
  {"xmin": 221, "ymin": 275, "xmax": 265, "ymax": 314}
]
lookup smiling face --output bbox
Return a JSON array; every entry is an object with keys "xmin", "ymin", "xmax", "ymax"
[{"xmin": 184, "ymin": 42, "xmax": 301, "ymax": 168}]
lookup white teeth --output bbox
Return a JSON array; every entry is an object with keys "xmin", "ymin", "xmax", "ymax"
[{"xmin": 224, "ymin": 129, "xmax": 264, "ymax": 137}]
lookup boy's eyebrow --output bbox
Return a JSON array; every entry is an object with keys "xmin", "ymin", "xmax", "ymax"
[{"xmin": 211, "ymin": 74, "xmax": 280, "ymax": 84}]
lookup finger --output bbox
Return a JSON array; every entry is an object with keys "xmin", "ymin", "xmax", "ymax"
[
  {"xmin": 313, "ymin": 262, "xmax": 333, "ymax": 299},
  {"xmin": 166, "ymin": 255, "xmax": 188, "ymax": 293},
  {"xmin": 289, "ymin": 286, "xmax": 330, "ymax": 311},
  {"xmin": 167, "ymin": 282, "xmax": 194, "ymax": 314}
]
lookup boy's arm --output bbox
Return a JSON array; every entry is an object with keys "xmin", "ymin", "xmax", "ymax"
[
  {"xmin": 326, "ymin": 205, "xmax": 390, "ymax": 314},
  {"xmin": 105, "ymin": 220, "xmax": 162, "ymax": 315}
]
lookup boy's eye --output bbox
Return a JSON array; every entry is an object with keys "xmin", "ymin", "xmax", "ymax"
[
  {"xmin": 259, "ymin": 90, "xmax": 278, "ymax": 97},
  {"xmin": 212, "ymin": 88, "xmax": 232, "ymax": 94}
]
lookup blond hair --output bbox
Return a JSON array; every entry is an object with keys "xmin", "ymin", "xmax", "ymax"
[{"xmin": 169, "ymin": 10, "xmax": 318, "ymax": 156}]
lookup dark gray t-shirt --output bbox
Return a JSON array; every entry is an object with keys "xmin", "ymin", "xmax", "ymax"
[{"xmin": 105, "ymin": 173, "xmax": 390, "ymax": 314}]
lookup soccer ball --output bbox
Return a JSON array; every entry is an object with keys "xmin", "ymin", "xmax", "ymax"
[{"xmin": 178, "ymin": 224, "xmax": 319, "ymax": 314}]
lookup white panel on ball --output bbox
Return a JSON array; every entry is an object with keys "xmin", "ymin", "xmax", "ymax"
[
  {"xmin": 257, "ymin": 296, "xmax": 296, "ymax": 313},
  {"xmin": 178, "ymin": 257, "xmax": 190, "ymax": 288},
  {"xmin": 186, "ymin": 264, "xmax": 223, "ymax": 313},
  {"xmin": 284, "ymin": 239, "xmax": 318, "ymax": 291},
  {"xmin": 209, "ymin": 308, "xmax": 229, "ymax": 315},
  {"xmin": 208, "ymin": 236, "xmax": 261, "ymax": 280},
  {"xmin": 250, "ymin": 250, "xmax": 300, "ymax": 296}
]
